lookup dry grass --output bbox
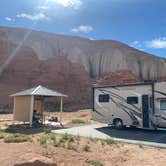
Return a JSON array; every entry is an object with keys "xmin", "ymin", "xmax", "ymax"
[
  {"xmin": 71, "ymin": 119, "xmax": 87, "ymax": 124},
  {"xmin": 4, "ymin": 133, "xmax": 32, "ymax": 143}
]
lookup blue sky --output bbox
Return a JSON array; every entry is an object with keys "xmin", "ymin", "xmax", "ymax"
[{"xmin": 1, "ymin": 0, "xmax": 166, "ymax": 57}]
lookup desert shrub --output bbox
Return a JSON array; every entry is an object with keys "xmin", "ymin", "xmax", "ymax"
[
  {"xmin": 67, "ymin": 142, "xmax": 77, "ymax": 150},
  {"xmin": 68, "ymin": 137, "xmax": 74, "ymax": 143},
  {"xmin": 74, "ymin": 135, "xmax": 80, "ymax": 145},
  {"xmin": 44, "ymin": 128, "xmax": 52, "ymax": 134},
  {"xmin": 38, "ymin": 136, "xmax": 47, "ymax": 145},
  {"xmin": 54, "ymin": 139, "xmax": 65, "ymax": 148},
  {"xmin": 49, "ymin": 133, "xmax": 56, "ymax": 142},
  {"xmin": 89, "ymin": 137, "xmax": 99, "ymax": 143},
  {"xmin": 104, "ymin": 138, "xmax": 115, "ymax": 145},
  {"xmin": 100, "ymin": 140, "xmax": 105, "ymax": 146},
  {"xmin": 0, "ymin": 132, "xmax": 4, "ymax": 139},
  {"xmin": 139, "ymin": 144, "xmax": 143, "ymax": 148},
  {"xmin": 75, "ymin": 135, "xmax": 80, "ymax": 141},
  {"xmin": 62, "ymin": 133, "xmax": 75, "ymax": 142},
  {"xmin": 83, "ymin": 144, "xmax": 90, "ymax": 152},
  {"xmin": 71, "ymin": 119, "xmax": 87, "ymax": 124},
  {"xmin": 4, "ymin": 134, "xmax": 32, "ymax": 143},
  {"xmin": 91, "ymin": 160, "xmax": 103, "ymax": 166},
  {"xmin": 62, "ymin": 133, "xmax": 70, "ymax": 140}
]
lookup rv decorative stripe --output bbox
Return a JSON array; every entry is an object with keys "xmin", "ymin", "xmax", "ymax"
[
  {"xmin": 155, "ymin": 91, "xmax": 166, "ymax": 96},
  {"xmin": 99, "ymin": 89, "xmax": 141, "ymax": 112}
]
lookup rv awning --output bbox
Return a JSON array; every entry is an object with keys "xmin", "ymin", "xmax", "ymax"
[{"xmin": 10, "ymin": 85, "xmax": 67, "ymax": 97}]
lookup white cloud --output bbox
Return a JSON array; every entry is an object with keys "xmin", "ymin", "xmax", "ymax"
[
  {"xmin": 130, "ymin": 37, "xmax": 166, "ymax": 50},
  {"xmin": 5, "ymin": 17, "xmax": 15, "ymax": 22},
  {"xmin": 16, "ymin": 13, "xmax": 49, "ymax": 21},
  {"xmin": 71, "ymin": 25, "xmax": 93, "ymax": 33},
  {"xmin": 132, "ymin": 40, "xmax": 139, "ymax": 45},
  {"xmin": 89, "ymin": 38, "xmax": 95, "ymax": 40},
  {"xmin": 145, "ymin": 37, "xmax": 166, "ymax": 49},
  {"xmin": 37, "ymin": 6, "xmax": 50, "ymax": 10},
  {"xmin": 53, "ymin": 0, "xmax": 82, "ymax": 9},
  {"xmin": 131, "ymin": 40, "xmax": 142, "ymax": 48}
]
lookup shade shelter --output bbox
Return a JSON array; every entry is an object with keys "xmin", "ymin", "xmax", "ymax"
[{"xmin": 10, "ymin": 85, "xmax": 67, "ymax": 126}]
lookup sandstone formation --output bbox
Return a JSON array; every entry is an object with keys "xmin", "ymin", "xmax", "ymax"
[
  {"xmin": 0, "ymin": 26, "xmax": 166, "ymax": 111},
  {"xmin": 97, "ymin": 70, "xmax": 140, "ymax": 85}
]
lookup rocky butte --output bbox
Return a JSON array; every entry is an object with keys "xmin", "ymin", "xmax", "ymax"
[{"xmin": 0, "ymin": 26, "xmax": 166, "ymax": 111}]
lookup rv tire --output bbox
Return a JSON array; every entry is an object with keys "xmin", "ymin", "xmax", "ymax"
[{"xmin": 113, "ymin": 118, "xmax": 123, "ymax": 129}]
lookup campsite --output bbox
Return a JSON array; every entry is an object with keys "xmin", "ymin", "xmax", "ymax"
[
  {"xmin": 1, "ymin": 0, "xmax": 166, "ymax": 165},
  {"xmin": 0, "ymin": 83, "xmax": 166, "ymax": 165},
  {"xmin": 0, "ymin": 110, "xmax": 166, "ymax": 166}
]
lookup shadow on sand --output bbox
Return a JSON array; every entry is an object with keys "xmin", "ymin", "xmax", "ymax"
[
  {"xmin": 14, "ymin": 160, "xmax": 57, "ymax": 166},
  {"xmin": 4, "ymin": 124, "xmax": 67, "ymax": 135}
]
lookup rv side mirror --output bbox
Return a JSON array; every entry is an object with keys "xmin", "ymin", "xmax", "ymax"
[{"xmin": 127, "ymin": 96, "xmax": 138, "ymax": 104}]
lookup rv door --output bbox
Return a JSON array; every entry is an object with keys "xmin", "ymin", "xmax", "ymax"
[{"xmin": 142, "ymin": 95, "xmax": 150, "ymax": 128}]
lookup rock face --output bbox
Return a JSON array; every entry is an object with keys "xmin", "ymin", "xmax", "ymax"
[
  {"xmin": 0, "ymin": 26, "xmax": 166, "ymax": 111},
  {"xmin": 97, "ymin": 70, "xmax": 140, "ymax": 85}
]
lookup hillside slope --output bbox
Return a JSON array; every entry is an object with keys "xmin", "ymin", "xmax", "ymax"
[{"xmin": 0, "ymin": 26, "xmax": 166, "ymax": 111}]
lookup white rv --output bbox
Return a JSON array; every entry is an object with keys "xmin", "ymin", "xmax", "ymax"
[{"xmin": 92, "ymin": 81, "xmax": 166, "ymax": 130}]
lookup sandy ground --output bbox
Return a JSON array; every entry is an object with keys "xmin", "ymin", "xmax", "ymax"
[
  {"xmin": 0, "ymin": 139, "xmax": 166, "ymax": 166},
  {"xmin": 0, "ymin": 110, "xmax": 93, "ymax": 125},
  {"xmin": 0, "ymin": 110, "xmax": 166, "ymax": 166}
]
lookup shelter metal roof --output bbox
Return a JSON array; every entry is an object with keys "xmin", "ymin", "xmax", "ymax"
[{"xmin": 10, "ymin": 85, "xmax": 67, "ymax": 97}]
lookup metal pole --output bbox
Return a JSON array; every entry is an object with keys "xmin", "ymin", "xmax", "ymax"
[
  {"xmin": 30, "ymin": 95, "xmax": 34, "ymax": 127},
  {"xmin": 60, "ymin": 96, "xmax": 63, "ymax": 127},
  {"xmin": 152, "ymin": 81, "xmax": 155, "ymax": 114},
  {"xmin": 42, "ymin": 98, "xmax": 44, "ymax": 125}
]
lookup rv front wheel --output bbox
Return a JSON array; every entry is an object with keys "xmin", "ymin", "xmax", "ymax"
[{"xmin": 113, "ymin": 118, "xmax": 123, "ymax": 129}]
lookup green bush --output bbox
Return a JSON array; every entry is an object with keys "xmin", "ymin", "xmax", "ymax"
[
  {"xmin": 49, "ymin": 133, "xmax": 56, "ymax": 141},
  {"xmin": 71, "ymin": 119, "xmax": 87, "ymax": 124},
  {"xmin": 38, "ymin": 136, "xmax": 47, "ymax": 145},
  {"xmin": 83, "ymin": 144, "xmax": 90, "ymax": 152},
  {"xmin": 53, "ymin": 134, "xmax": 78, "ymax": 149},
  {"xmin": 61, "ymin": 133, "xmax": 75, "ymax": 142},
  {"xmin": 4, "ymin": 134, "xmax": 32, "ymax": 143},
  {"xmin": 91, "ymin": 160, "xmax": 103, "ymax": 166},
  {"xmin": 44, "ymin": 128, "xmax": 52, "ymax": 134}
]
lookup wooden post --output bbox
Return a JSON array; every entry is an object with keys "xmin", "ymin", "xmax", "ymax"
[
  {"xmin": 42, "ymin": 97, "xmax": 45, "ymax": 125},
  {"xmin": 30, "ymin": 95, "xmax": 34, "ymax": 127},
  {"xmin": 60, "ymin": 96, "xmax": 63, "ymax": 127},
  {"xmin": 13, "ymin": 97, "xmax": 16, "ymax": 121}
]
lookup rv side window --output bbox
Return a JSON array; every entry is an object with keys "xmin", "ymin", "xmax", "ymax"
[
  {"xmin": 99, "ymin": 94, "xmax": 109, "ymax": 102},
  {"xmin": 160, "ymin": 100, "xmax": 166, "ymax": 110},
  {"xmin": 127, "ymin": 96, "xmax": 138, "ymax": 104}
]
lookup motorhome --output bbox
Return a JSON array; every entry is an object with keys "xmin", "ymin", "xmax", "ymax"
[{"xmin": 92, "ymin": 81, "xmax": 166, "ymax": 130}]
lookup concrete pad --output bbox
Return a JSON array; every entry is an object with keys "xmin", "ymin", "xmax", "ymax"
[
  {"xmin": 53, "ymin": 124, "xmax": 166, "ymax": 148},
  {"xmin": 53, "ymin": 124, "xmax": 110, "ymax": 139}
]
